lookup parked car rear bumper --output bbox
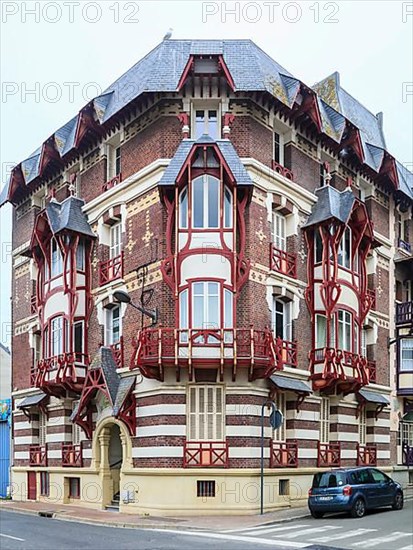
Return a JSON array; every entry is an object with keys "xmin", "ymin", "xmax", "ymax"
[{"xmin": 308, "ymin": 495, "xmax": 353, "ymax": 513}]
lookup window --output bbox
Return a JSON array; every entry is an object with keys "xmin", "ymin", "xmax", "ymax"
[
  {"xmin": 319, "ymin": 163, "xmax": 326, "ymax": 187},
  {"xmin": 197, "ymin": 480, "xmax": 215, "ymax": 498},
  {"xmin": 223, "ymin": 289, "xmax": 233, "ymax": 329},
  {"xmin": 350, "ymin": 469, "xmax": 373, "ymax": 485},
  {"xmin": 72, "ymin": 401, "xmax": 81, "ymax": 445},
  {"xmin": 34, "ymin": 333, "xmax": 42, "ymax": 364},
  {"xmin": 193, "ymin": 282, "xmax": 219, "ymax": 330},
  {"xmin": 369, "ymin": 469, "xmax": 388, "ymax": 484},
  {"xmin": 223, "ymin": 186, "xmax": 232, "ymax": 228},
  {"xmin": 274, "ymin": 393, "xmax": 286, "ymax": 442},
  {"xmin": 338, "ymin": 310, "xmax": 352, "ymax": 352},
  {"xmin": 194, "ymin": 109, "xmax": 219, "ymax": 139},
  {"xmin": 50, "ymin": 316, "xmax": 64, "ymax": 356},
  {"xmin": 107, "ymin": 144, "xmax": 121, "ymax": 179},
  {"xmin": 272, "ymin": 299, "xmax": 292, "ymax": 341},
  {"xmin": 39, "ymin": 410, "xmax": 47, "ymax": 446},
  {"xmin": 316, "ymin": 314, "xmax": 335, "ymax": 348},
  {"xmin": 401, "ymin": 339, "xmax": 413, "ymax": 371},
  {"xmin": 361, "ymin": 327, "xmax": 368, "ymax": 358},
  {"xmin": 273, "ymin": 132, "xmax": 284, "ymax": 165},
  {"xmin": 188, "ymin": 385, "xmax": 224, "ymax": 441},
  {"xmin": 110, "ymin": 223, "xmax": 122, "ymax": 258},
  {"xmin": 314, "ymin": 231, "xmax": 323, "ymax": 263},
  {"xmin": 338, "ymin": 227, "xmax": 351, "ymax": 269},
  {"xmin": 50, "ymin": 238, "xmax": 63, "ymax": 277},
  {"xmin": 279, "ymin": 479, "xmax": 289, "ymax": 496},
  {"xmin": 320, "ymin": 397, "xmax": 330, "ymax": 444},
  {"xmin": 105, "ymin": 306, "xmax": 121, "ymax": 346},
  {"xmin": 76, "ymin": 240, "xmax": 85, "ymax": 271},
  {"xmin": 313, "ymin": 471, "xmax": 348, "ymax": 488},
  {"xmin": 192, "ymin": 175, "xmax": 219, "ymax": 229},
  {"xmin": 272, "ymin": 212, "xmax": 286, "ymax": 251},
  {"xmin": 68, "ymin": 477, "xmax": 80, "ymax": 499},
  {"xmin": 40, "ymin": 472, "xmax": 49, "ymax": 497},
  {"xmin": 359, "ymin": 407, "xmax": 367, "ymax": 446},
  {"xmin": 179, "ymin": 188, "xmax": 188, "ymax": 229},
  {"xmin": 73, "ymin": 321, "xmax": 84, "ymax": 356},
  {"xmin": 400, "ymin": 421, "xmax": 413, "ymax": 446}
]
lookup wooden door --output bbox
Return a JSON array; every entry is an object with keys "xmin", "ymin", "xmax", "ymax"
[{"xmin": 27, "ymin": 471, "xmax": 36, "ymax": 500}]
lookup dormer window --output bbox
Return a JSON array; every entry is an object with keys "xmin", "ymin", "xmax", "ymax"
[
  {"xmin": 50, "ymin": 238, "xmax": 63, "ymax": 277},
  {"xmin": 194, "ymin": 109, "xmax": 219, "ymax": 139}
]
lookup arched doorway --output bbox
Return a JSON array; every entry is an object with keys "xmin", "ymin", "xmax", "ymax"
[{"xmin": 108, "ymin": 424, "xmax": 123, "ymax": 501}]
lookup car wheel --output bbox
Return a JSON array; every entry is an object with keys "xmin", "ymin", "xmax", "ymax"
[
  {"xmin": 351, "ymin": 498, "xmax": 366, "ymax": 518},
  {"xmin": 392, "ymin": 491, "xmax": 404, "ymax": 510},
  {"xmin": 310, "ymin": 510, "xmax": 324, "ymax": 519}
]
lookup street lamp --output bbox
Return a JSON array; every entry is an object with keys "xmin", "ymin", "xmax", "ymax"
[
  {"xmin": 260, "ymin": 400, "xmax": 283, "ymax": 515},
  {"xmin": 113, "ymin": 290, "xmax": 158, "ymax": 325}
]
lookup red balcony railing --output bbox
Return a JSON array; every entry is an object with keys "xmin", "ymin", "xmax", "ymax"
[
  {"xmin": 99, "ymin": 252, "xmax": 123, "ymax": 286},
  {"xmin": 132, "ymin": 327, "xmax": 296, "ymax": 382},
  {"xmin": 367, "ymin": 360, "xmax": 377, "ymax": 383},
  {"xmin": 317, "ymin": 442, "xmax": 341, "ymax": 467},
  {"xmin": 110, "ymin": 337, "xmax": 124, "ymax": 369},
  {"xmin": 183, "ymin": 441, "xmax": 229, "ymax": 467},
  {"xmin": 367, "ymin": 289, "xmax": 376, "ymax": 311},
  {"xmin": 102, "ymin": 173, "xmax": 122, "ymax": 193},
  {"xmin": 398, "ymin": 238, "xmax": 412, "ymax": 254},
  {"xmin": 271, "ymin": 160, "xmax": 294, "ymax": 181},
  {"xmin": 270, "ymin": 440, "xmax": 298, "ymax": 468},
  {"xmin": 310, "ymin": 348, "xmax": 370, "ymax": 392},
  {"xmin": 30, "ymin": 295, "xmax": 37, "ymax": 315},
  {"xmin": 357, "ymin": 444, "xmax": 377, "ymax": 466},
  {"xmin": 396, "ymin": 301, "xmax": 413, "ymax": 325},
  {"xmin": 62, "ymin": 443, "xmax": 83, "ymax": 467},
  {"xmin": 29, "ymin": 444, "xmax": 47, "ymax": 467},
  {"xmin": 270, "ymin": 245, "xmax": 297, "ymax": 278},
  {"xmin": 33, "ymin": 353, "xmax": 88, "ymax": 393}
]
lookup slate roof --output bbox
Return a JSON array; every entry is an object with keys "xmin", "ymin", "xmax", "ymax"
[
  {"xmin": 89, "ymin": 346, "xmax": 120, "ymax": 405},
  {"xmin": 1, "ymin": 39, "xmax": 412, "ymax": 205},
  {"xmin": 270, "ymin": 374, "xmax": 312, "ymax": 394},
  {"xmin": 17, "ymin": 392, "xmax": 47, "ymax": 408},
  {"xmin": 159, "ymin": 135, "xmax": 253, "ymax": 187},
  {"xmin": 44, "ymin": 196, "xmax": 95, "ymax": 238},
  {"xmin": 302, "ymin": 185, "xmax": 356, "ymax": 228},
  {"xmin": 358, "ymin": 388, "xmax": 390, "ymax": 405},
  {"xmin": 112, "ymin": 376, "xmax": 135, "ymax": 417}
]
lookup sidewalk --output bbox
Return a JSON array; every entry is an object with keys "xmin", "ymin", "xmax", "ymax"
[{"xmin": 1, "ymin": 485, "xmax": 412, "ymax": 532}]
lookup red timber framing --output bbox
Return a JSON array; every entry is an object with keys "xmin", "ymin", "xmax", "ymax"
[
  {"xmin": 62, "ymin": 443, "xmax": 83, "ymax": 467},
  {"xmin": 270, "ymin": 440, "xmax": 298, "ymax": 468},
  {"xmin": 270, "ymin": 245, "xmax": 297, "ymax": 278},
  {"xmin": 183, "ymin": 441, "xmax": 229, "ymax": 467},
  {"xmin": 177, "ymin": 55, "xmax": 235, "ymax": 92},
  {"xmin": 304, "ymin": 195, "xmax": 376, "ymax": 394},
  {"xmin": 357, "ymin": 443, "xmax": 377, "ymax": 466},
  {"xmin": 33, "ymin": 353, "xmax": 88, "ymax": 395},
  {"xmin": 29, "ymin": 444, "xmax": 47, "ymax": 467},
  {"xmin": 99, "ymin": 252, "xmax": 124, "ymax": 285},
  {"xmin": 271, "ymin": 160, "xmax": 294, "ymax": 181},
  {"xmin": 317, "ymin": 442, "xmax": 341, "ymax": 467},
  {"xmin": 110, "ymin": 336, "xmax": 124, "ymax": 369}
]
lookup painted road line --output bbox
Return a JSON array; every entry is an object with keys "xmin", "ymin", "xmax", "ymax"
[
  {"xmin": 232, "ymin": 524, "xmax": 311, "ymax": 536},
  {"xmin": 150, "ymin": 528, "xmax": 308, "ymax": 548},
  {"xmin": 314, "ymin": 528, "xmax": 378, "ymax": 543},
  {"xmin": 275, "ymin": 525, "xmax": 340, "ymax": 539},
  {"xmin": 0, "ymin": 533, "xmax": 26, "ymax": 542},
  {"xmin": 353, "ymin": 532, "xmax": 412, "ymax": 548}
]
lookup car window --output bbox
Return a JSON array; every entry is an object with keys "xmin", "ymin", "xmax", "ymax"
[
  {"xmin": 312, "ymin": 472, "xmax": 348, "ymax": 488},
  {"xmin": 369, "ymin": 469, "xmax": 388, "ymax": 483},
  {"xmin": 350, "ymin": 469, "xmax": 373, "ymax": 485}
]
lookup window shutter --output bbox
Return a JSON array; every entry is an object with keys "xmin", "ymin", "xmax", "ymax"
[
  {"xmin": 320, "ymin": 398, "xmax": 330, "ymax": 444},
  {"xmin": 359, "ymin": 408, "xmax": 367, "ymax": 446},
  {"xmin": 39, "ymin": 411, "xmax": 47, "ymax": 446}
]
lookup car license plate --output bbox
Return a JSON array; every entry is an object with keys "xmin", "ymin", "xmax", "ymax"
[{"xmin": 319, "ymin": 496, "xmax": 333, "ymax": 501}]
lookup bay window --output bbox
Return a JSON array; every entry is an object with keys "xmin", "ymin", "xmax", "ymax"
[
  {"xmin": 338, "ymin": 227, "xmax": 351, "ymax": 269},
  {"xmin": 73, "ymin": 321, "xmax": 84, "ymax": 357},
  {"xmin": 50, "ymin": 316, "xmax": 64, "ymax": 356},
  {"xmin": 316, "ymin": 314, "xmax": 335, "ymax": 348},
  {"xmin": 400, "ymin": 339, "xmax": 413, "ymax": 371},
  {"xmin": 193, "ymin": 282, "xmax": 219, "ymax": 330},
  {"xmin": 315, "ymin": 231, "xmax": 323, "ymax": 263},
  {"xmin": 76, "ymin": 239, "xmax": 85, "ymax": 271},
  {"xmin": 50, "ymin": 238, "xmax": 63, "ymax": 278},
  {"xmin": 179, "ymin": 188, "xmax": 188, "ymax": 229},
  {"xmin": 338, "ymin": 310, "xmax": 352, "ymax": 352}
]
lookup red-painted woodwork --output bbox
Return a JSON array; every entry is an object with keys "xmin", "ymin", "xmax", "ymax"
[
  {"xmin": 99, "ymin": 252, "xmax": 123, "ymax": 285},
  {"xmin": 33, "ymin": 353, "xmax": 88, "ymax": 395},
  {"xmin": 62, "ymin": 443, "xmax": 83, "ymax": 467},
  {"xmin": 27, "ymin": 471, "xmax": 37, "ymax": 500},
  {"xmin": 110, "ymin": 337, "xmax": 124, "ymax": 369},
  {"xmin": 367, "ymin": 288, "xmax": 376, "ymax": 310},
  {"xmin": 271, "ymin": 160, "xmax": 294, "ymax": 181},
  {"xmin": 270, "ymin": 245, "xmax": 297, "ymax": 278},
  {"xmin": 29, "ymin": 444, "xmax": 47, "ymax": 467},
  {"xmin": 368, "ymin": 360, "xmax": 377, "ymax": 384},
  {"xmin": 102, "ymin": 173, "xmax": 122, "ymax": 193},
  {"xmin": 357, "ymin": 443, "xmax": 377, "ymax": 466},
  {"xmin": 310, "ymin": 347, "xmax": 369, "ymax": 394},
  {"xmin": 270, "ymin": 440, "xmax": 298, "ymax": 468},
  {"xmin": 183, "ymin": 440, "xmax": 229, "ymax": 467},
  {"xmin": 317, "ymin": 442, "xmax": 341, "ymax": 467}
]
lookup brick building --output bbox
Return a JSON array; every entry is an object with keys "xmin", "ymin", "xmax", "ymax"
[{"xmin": 1, "ymin": 39, "xmax": 412, "ymax": 514}]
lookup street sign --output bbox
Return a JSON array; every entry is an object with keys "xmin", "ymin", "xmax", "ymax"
[{"xmin": 270, "ymin": 409, "xmax": 283, "ymax": 430}]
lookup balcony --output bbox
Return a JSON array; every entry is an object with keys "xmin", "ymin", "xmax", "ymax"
[
  {"xmin": 99, "ymin": 252, "xmax": 123, "ymax": 286},
  {"xmin": 29, "ymin": 444, "xmax": 47, "ymax": 467},
  {"xmin": 271, "ymin": 160, "xmax": 294, "ymax": 181},
  {"xmin": 183, "ymin": 441, "xmax": 228, "ymax": 467},
  {"xmin": 270, "ymin": 245, "xmax": 297, "ymax": 278},
  {"xmin": 32, "ymin": 353, "xmax": 88, "ymax": 395},
  {"xmin": 110, "ymin": 337, "xmax": 124, "ymax": 369},
  {"xmin": 62, "ymin": 443, "xmax": 83, "ymax": 467},
  {"xmin": 310, "ymin": 348, "xmax": 370, "ymax": 393},
  {"xmin": 102, "ymin": 173, "xmax": 122, "ymax": 193},
  {"xmin": 30, "ymin": 295, "xmax": 37, "ymax": 315},
  {"xmin": 132, "ymin": 327, "xmax": 296, "ymax": 382},
  {"xmin": 317, "ymin": 442, "xmax": 341, "ymax": 467},
  {"xmin": 396, "ymin": 301, "xmax": 413, "ymax": 326},
  {"xmin": 398, "ymin": 238, "xmax": 412, "ymax": 254},
  {"xmin": 357, "ymin": 444, "xmax": 377, "ymax": 466},
  {"xmin": 270, "ymin": 440, "xmax": 298, "ymax": 468}
]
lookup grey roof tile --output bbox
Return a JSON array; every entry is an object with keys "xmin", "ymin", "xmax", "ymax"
[
  {"xmin": 90, "ymin": 346, "xmax": 120, "ymax": 405},
  {"xmin": 358, "ymin": 388, "xmax": 390, "ymax": 405},
  {"xmin": 113, "ymin": 376, "xmax": 135, "ymax": 416},
  {"xmin": 45, "ymin": 196, "xmax": 95, "ymax": 238},
  {"xmin": 17, "ymin": 392, "xmax": 47, "ymax": 408},
  {"xmin": 270, "ymin": 374, "xmax": 312, "ymax": 394},
  {"xmin": 303, "ymin": 186, "xmax": 355, "ymax": 228}
]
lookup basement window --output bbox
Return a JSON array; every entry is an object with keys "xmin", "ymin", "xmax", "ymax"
[
  {"xmin": 197, "ymin": 480, "xmax": 216, "ymax": 498},
  {"xmin": 279, "ymin": 479, "xmax": 289, "ymax": 496},
  {"xmin": 69, "ymin": 477, "xmax": 80, "ymax": 499}
]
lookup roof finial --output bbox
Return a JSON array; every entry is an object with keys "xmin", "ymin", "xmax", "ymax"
[{"xmin": 163, "ymin": 28, "xmax": 173, "ymax": 40}]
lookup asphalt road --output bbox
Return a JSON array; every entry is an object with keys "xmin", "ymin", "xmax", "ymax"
[{"xmin": 0, "ymin": 502, "xmax": 412, "ymax": 550}]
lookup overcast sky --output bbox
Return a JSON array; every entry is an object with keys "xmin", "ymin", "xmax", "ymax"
[{"xmin": 0, "ymin": 0, "xmax": 412, "ymax": 346}]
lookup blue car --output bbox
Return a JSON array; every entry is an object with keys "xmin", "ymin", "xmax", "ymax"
[{"xmin": 308, "ymin": 467, "xmax": 404, "ymax": 518}]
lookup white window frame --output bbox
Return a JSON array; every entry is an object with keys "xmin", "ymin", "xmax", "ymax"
[
  {"xmin": 316, "ymin": 314, "xmax": 335, "ymax": 348},
  {"xmin": 193, "ymin": 107, "xmax": 220, "ymax": 140},
  {"xmin": 105, "ymin": 306, "xmax": 121, "ymax": 346},
  {"xmin": 39, "ymin": 410, "xmax": 47, "ymax": 446},
  {"xmin": 272, "ymin": 211, "xmax": 286, "ymax": 251},
  {"xmin": 192, "ymin": 175, "xmax": 220, "ymax": 229},
  {"xmin": 179, "ymin": 187, "xmax": 189, "ymax": 229},
  {"xmin": 50, "ymin": 316, "xmax": 64, "ymax": 357},
  {"xmin": 338, "ymin": 227, "xmax": 352, "ymax": 269},
  {"xmin": 338, "ymin": 310, "xmax": 352, "ymax": 352},
  {"xmin": 110, "ymin": 223, "xmax": 122, "ymax": 259},
  {"xmin": 274, "ymin": 392, "xmax": 286, "ymax": 442},
  {"xmin": 361, "ymin": 327, "xmax": 368, "ymax": 358},
  {"xmin": 72, "ymin": 401, "xmax": 81, "ymax": 445},
  {"xmin": 320, "ymin": 397, "xmax": 330, "ymax": 444},
  {"xmin": 192, "ymin": 281, "xmax": 220, "ymax": 330},
  {"xmin": 50, "ymin": 238, "xmax": 63, "ymax": 278},
  {"xmin": 188, "ymin": 385, "xmax": 225, "ymax": 441},
  {"xmin": 400, "ymin": 338, "xmax": 413, "ymax": 372},
  {"xmin": 359, "ymin": 407, "xmax": 367, "ymax": 446},
  {"xmin": 272, "ymin": 298, "xmax": 292, "ymax": 341}
]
